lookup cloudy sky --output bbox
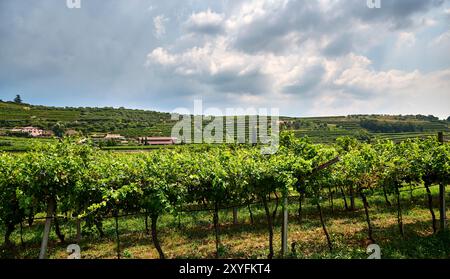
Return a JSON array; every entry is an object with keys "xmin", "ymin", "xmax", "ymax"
[{"xmin": 0, "ymin": 0, "xmax": 449, "ymax": 118}]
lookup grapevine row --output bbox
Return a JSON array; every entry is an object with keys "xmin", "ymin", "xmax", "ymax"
[{"xmin": 0, "ymin": 133, "xmax": 448, "ymax": 258}]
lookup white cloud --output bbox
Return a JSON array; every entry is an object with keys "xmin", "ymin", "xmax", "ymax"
[
  {"xmin": 396, "ymin": 32, "xmax": 416, "ymax": 48},
  {"xmin": 148, "ymin": 28, "xmax": 450, "ymax": 116},
  {"xmin": 143, "ymin": 0, "xmax": 449, "ymax": 117},
  {"xmin": 153, "ymin": 15, "xmax": 169, "ymax": 38},
  {"xmin": 2, "ymin": 0, "xmax": 449, "ymax": 118},
  {"xmin": 421, "ymin": 18, "xmax": 437, "ymax": 27},
  {"xmin": 147, "ymin": 47, "xmax": 176, "ymax": 66},
  {"xmin": 185, "ymin": 9, "xmax": 225, "ymax": 34},
  {"xmin": 430, "ymin": 30, "xmax": 450, "ymax": 46}
]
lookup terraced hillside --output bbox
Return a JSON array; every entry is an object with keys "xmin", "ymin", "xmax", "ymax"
[
  {"xmin": 0, "ymin": 101, "xmax": 175, "ymax": 137},
  {"xmin": 0, "ymin": 101, "xmax": 448, "ymax": 146},
  {"xmin": 283, "ymin": 115, "xmax": 449, "ymax": 143}
]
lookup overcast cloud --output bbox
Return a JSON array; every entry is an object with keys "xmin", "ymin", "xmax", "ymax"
[{"xmin": 0, "ymin": 0, "xmax": 449, "ymax": 118}]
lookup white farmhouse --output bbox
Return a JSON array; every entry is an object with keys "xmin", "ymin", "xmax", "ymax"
[{"xmin": 11, "ymin": 126, "xmax": 46, "ymax": 137}]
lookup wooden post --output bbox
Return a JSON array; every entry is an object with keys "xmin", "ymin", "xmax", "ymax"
[
  {"xmin": 311, "ymin": 156, "xmax": 340, "ymax": 175},
  {"xmin": 76, "ymin": 219, "xmax": 81, "ymax": 243},
  {"xmin": 281, "ymin": 195, "xmax": 288, "ymax": 257},
  {"xmin": 39, "ymin": 200, "xmax": 54, "ymax": 259},
  {"xmin": 281, "ymin": 156, "xmax": 340, "ymax": 257},
  {"xmin": 439, "ymin": 184, "xmax": 447, "ymax": 231},
  {"xmin": 232, "ymin": 207, "xmax": 238, "ymax": 225},
  {"xmin": 438, "ymin": 132, "xmax": 447, "ymax": 231}
]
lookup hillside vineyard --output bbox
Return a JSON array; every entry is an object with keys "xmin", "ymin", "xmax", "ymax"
[{"xmin": 0, "ymin": 133, "xmax": 448, "ymax": 259}]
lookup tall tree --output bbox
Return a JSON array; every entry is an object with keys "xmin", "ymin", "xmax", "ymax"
[
  {"xmin": 52, "ymin": 122, "xmax": 65, "ymax": 138},
  {"xmin": 13, "ymin": 94, "xmax": 22, "ymax": 104}
]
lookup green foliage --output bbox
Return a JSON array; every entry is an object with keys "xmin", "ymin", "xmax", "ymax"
[
  {"xmin": 1, "ymin": 100, "xmax": 448, "ymax": 146},
  {"xmin": 0, "ymin": 100, "xmax": 174, "ymax": 138},
  {"xmin": 13, "ymin": 95, "xmax": 22, "ymax": 104},
  {"xmin": 360, "ymin": 119, "xmax": 426, "ymax": 133},
  {"xmin": 51, "ymin": 122, "xmax": 65, "ymax": 138},
  {"xmin": 0, "ymin": 136, "xmax": 449, "ymax": 257}
]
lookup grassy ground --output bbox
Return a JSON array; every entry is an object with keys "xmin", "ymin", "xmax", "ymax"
[{"xmin": 1, "ymin": 185, "xmax": 449, "ymax": 259}]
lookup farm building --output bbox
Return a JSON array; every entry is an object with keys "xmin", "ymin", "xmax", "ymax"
[
  {"xmin": 10, "ymin": 126, "xmax": 54, "ymax": 137},
  {"xmin": 104, "ymin": 133, "xmax": 126, "ymax": 141},
  {"xmin": 138, "ymin": 137, "xmax": 177, "ymax": 145}
]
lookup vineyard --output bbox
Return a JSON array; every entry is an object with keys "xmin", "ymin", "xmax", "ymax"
[
  {"xmin": 0, "ymin": 133, "xmax": 449, "ymax": 259},
  {"xmin": 1, "ymin": 101, "xmax": 449, "ymax": 152}
]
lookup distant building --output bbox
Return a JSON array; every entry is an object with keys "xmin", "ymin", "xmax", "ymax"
[
  {"xmin": 138, "ymin": 137, "xmax": 177, "ymax": 145},
  {"xmin": 10, "ymin": 126, "xmax": 52, "ymax": 137},
  {"xmin": 104, "ymin": 133, "xmax": 126, "ymax": 141},
  {"xmin": 41, "ymin": 130, "xmax": 55, "ymax": 137}
]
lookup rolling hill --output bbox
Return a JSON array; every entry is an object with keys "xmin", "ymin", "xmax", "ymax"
[{"xmin": 0, "ymin": 101, "xmax": 449, "ymax": 147}]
